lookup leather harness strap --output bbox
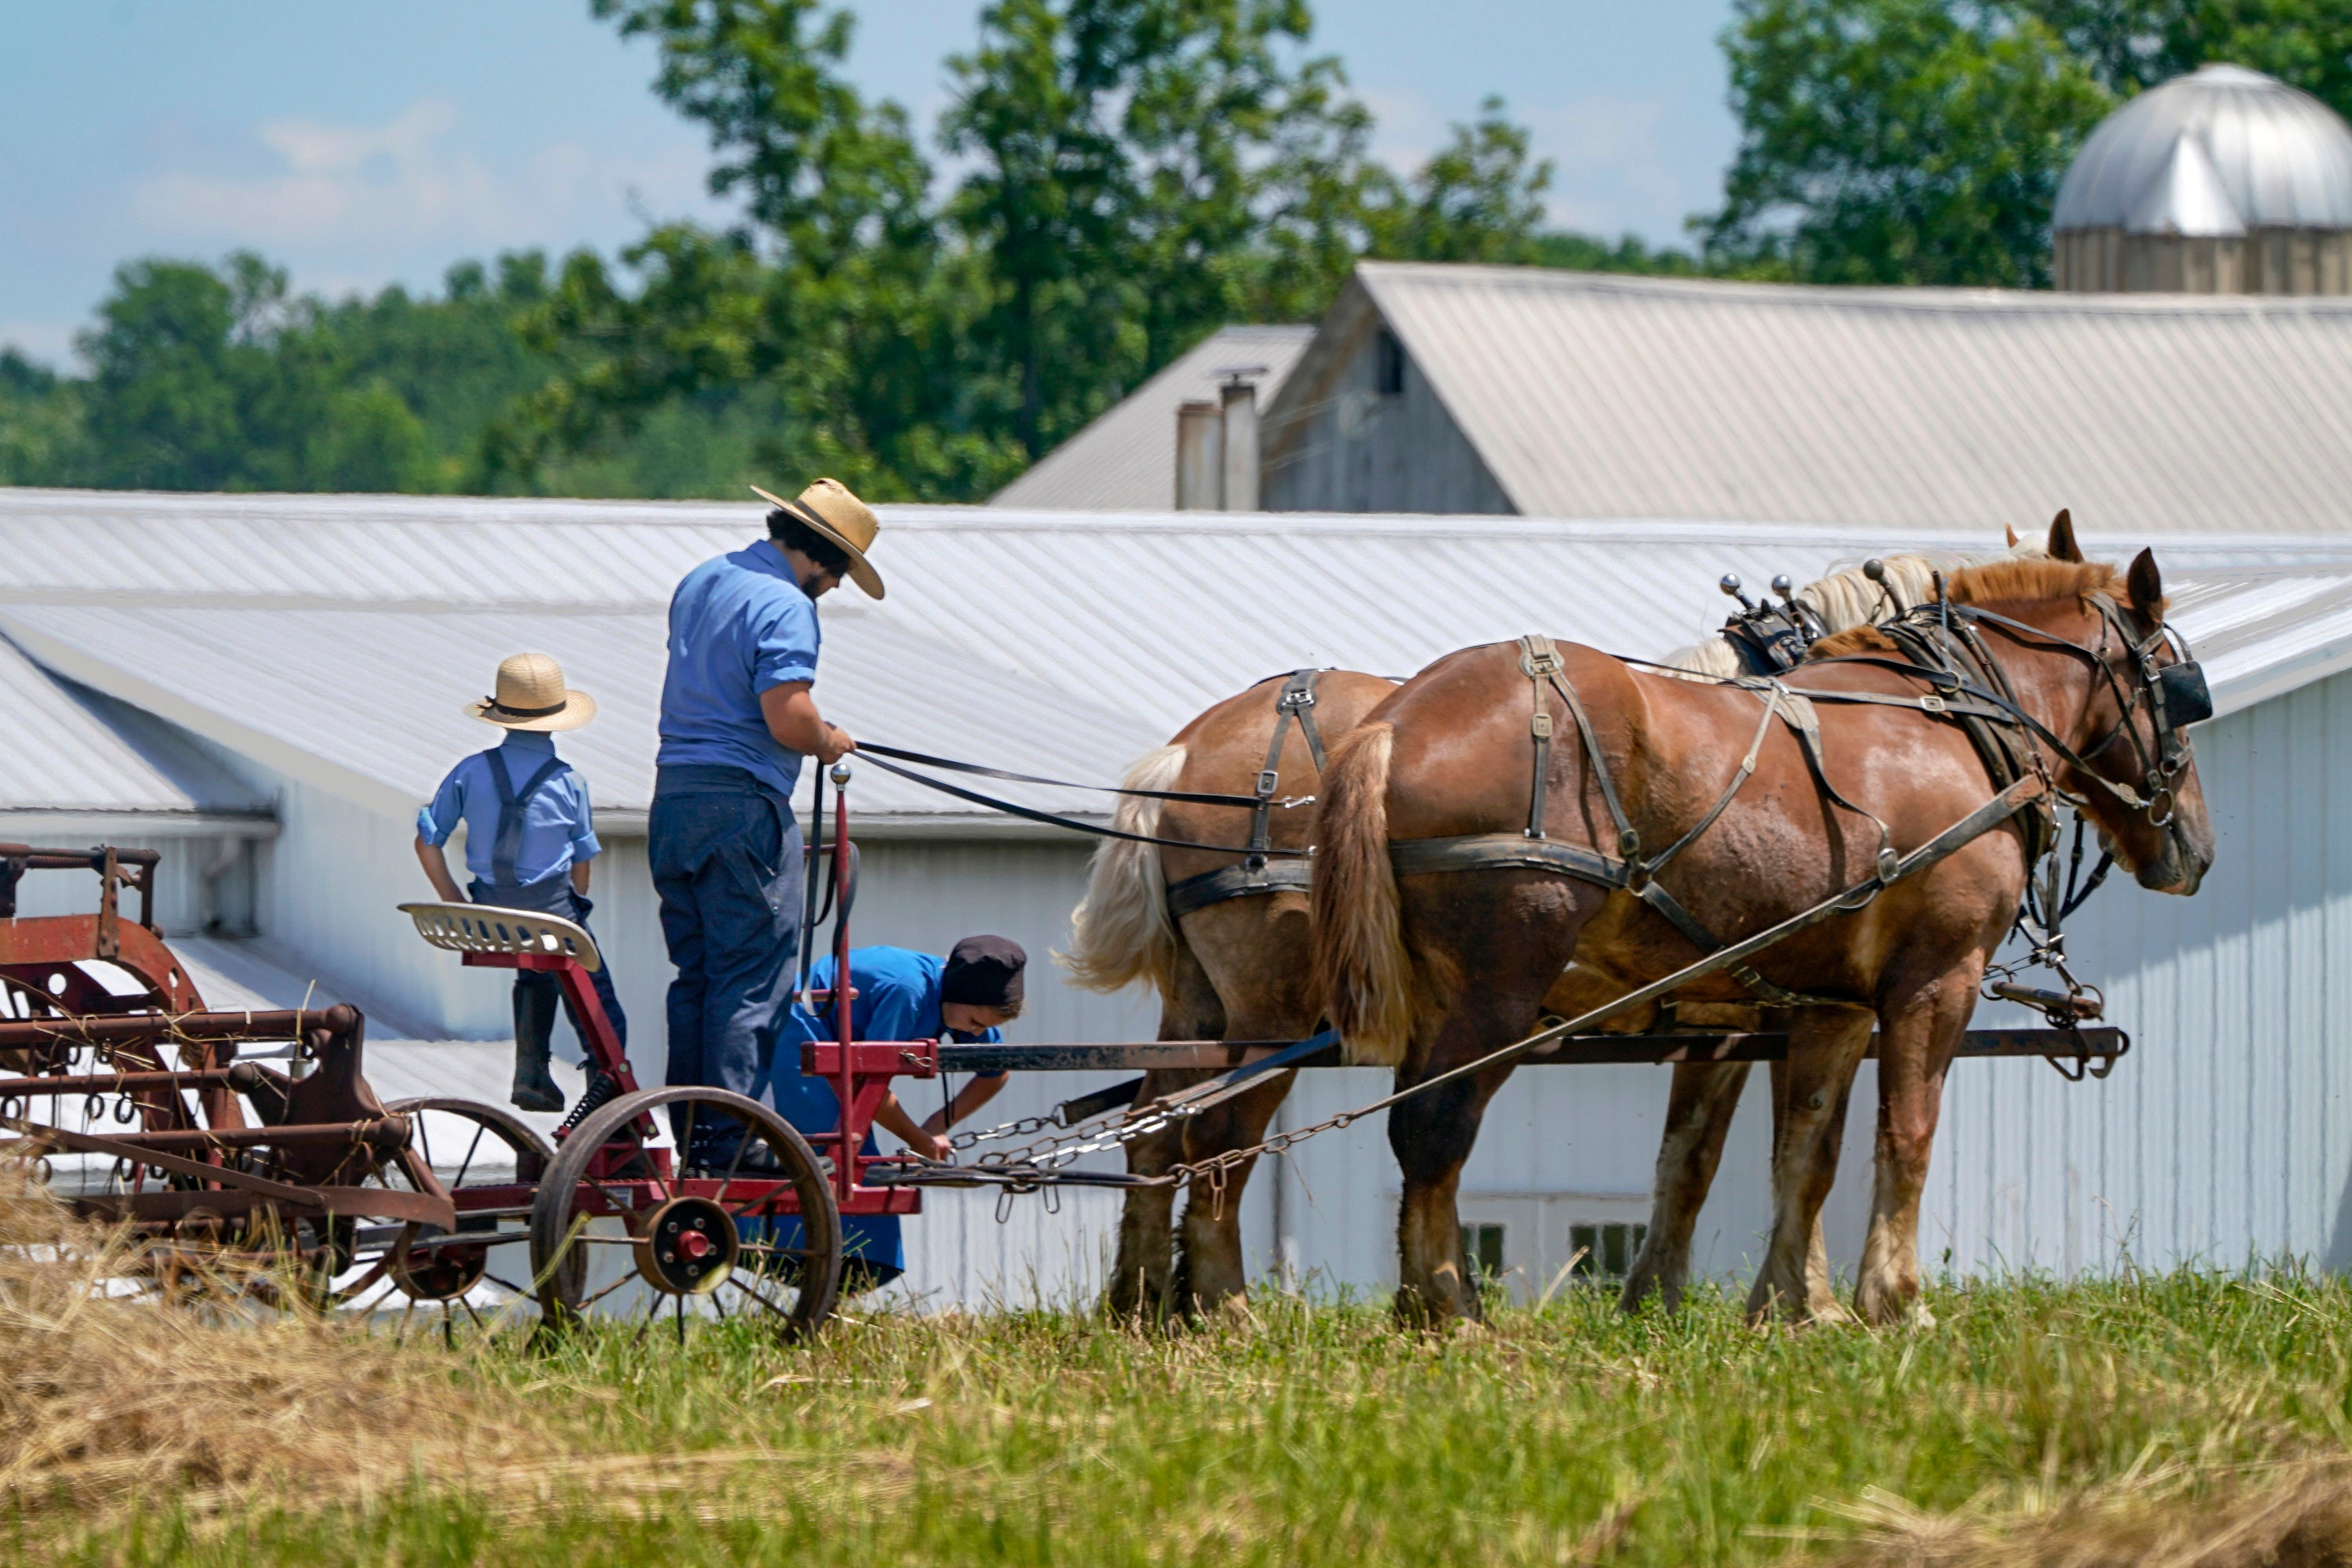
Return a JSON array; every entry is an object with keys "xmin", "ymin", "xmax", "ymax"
[
  {"xmin": 1167, "ymin": 670, "xmax": 1330, "ymax": 920},
  {"xmin": 1247, "ymin": 670, "xmax": 1326, "ymax": 867},
  {"xmin": 1166, "ymin": 860, "xmax": 1313, "ymax": 920}
]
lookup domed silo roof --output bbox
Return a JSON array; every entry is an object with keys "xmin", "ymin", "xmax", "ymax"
[{"xmin": 2055, "ymin": 64, "xmax": 2352, "ymax": 237}]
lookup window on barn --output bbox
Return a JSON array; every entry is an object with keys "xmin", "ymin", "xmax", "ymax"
[
  {"xmin": 1459, "ymin": 1221, "xmax": 1506, "ymax": 1282},
  {"xmin": 1374, "ymin": 328, "xmax": 1406, "ymax": 395},
  {"xmin": 1569, "ymin": 1221, "xmax": 1647, "ymax": 1280}
]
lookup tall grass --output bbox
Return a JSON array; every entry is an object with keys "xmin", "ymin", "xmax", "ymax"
[{"xmin": 20, "ymin": 1265, "xmax": 2352, "ymax": 1566}]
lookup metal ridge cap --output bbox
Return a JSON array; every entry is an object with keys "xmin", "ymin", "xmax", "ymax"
[{"xmin": 1354, "ymin": 259, "xmax": 2352, "ymax": 315}]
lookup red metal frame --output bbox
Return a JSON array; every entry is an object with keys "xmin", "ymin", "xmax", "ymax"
[{"xmin": 446, "ymin": 777, "xmax": 934, "ymax": 1224}]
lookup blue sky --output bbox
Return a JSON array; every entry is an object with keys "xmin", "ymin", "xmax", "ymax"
[{"xmin": 0, "ymin": 1, "xmax": 1740, "ymax": 369}]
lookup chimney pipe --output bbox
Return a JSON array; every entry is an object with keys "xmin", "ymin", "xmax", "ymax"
[
  {"xmin": 1218, "ymin": 374, "xmax": 1260, "ymax": 512},
  {"xmin": 1175, "ymin": 401, "xmax": 1223, "ymax": 510}
]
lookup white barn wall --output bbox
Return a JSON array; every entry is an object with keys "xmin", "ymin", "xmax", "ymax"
[
  {"xmin": 1924, "ymin": 668, "xmax": 2352, "ymax": 1281},
  {"xmin": 42, "ymin": 670, "xmax": 2346, "ymax": 1308},
  {"xmin": 5, "ymin": 832, "xmax": 254, "ymax": 937}
]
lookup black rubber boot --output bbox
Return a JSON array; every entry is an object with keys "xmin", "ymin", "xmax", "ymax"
[{"xmin": 510, "ymin": 975, "xmax": 565, "ymax": 1113}]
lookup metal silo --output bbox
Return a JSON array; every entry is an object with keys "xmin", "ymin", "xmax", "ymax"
[{"xmin": 2054, "ymin": 64, "xmax": 2352, "ymax": 294}]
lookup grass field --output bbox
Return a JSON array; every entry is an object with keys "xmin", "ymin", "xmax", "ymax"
[{"xmin": 16, "ymin": 1263, "xmax": 2352, "ymax": 1567}]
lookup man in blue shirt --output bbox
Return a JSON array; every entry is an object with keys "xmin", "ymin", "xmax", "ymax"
[
  {"xmin": 764, "ymin": 936, "xmax": 1026, "ymax": 1291},
  {"xmin": 414, "ymin": 652, "xmax": 625, "ymax": 1112},
  {"xmin": 651, "ymin": 478, "xmax": 883, "ymax": 1168}
]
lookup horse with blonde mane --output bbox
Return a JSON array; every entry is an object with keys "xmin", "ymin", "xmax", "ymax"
[
  {"xmin": 1061, "ymin": 532, "xmax": 2049, "ymax": 1319},
  {"xmin": 1311, "ymin": 515, "xmax": 2215, "ymax": 1328},
  {"xmin": 1060, "ymin": 670, "xmax": 1399, "ymax": 1316}
]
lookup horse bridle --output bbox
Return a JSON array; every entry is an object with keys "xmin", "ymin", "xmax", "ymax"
[{"xmin": 1925, "ymin": 593, "xmax": 2210, "ymax": 829}]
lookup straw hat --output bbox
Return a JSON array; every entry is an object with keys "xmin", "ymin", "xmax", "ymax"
[
  {"xmin": 750, "ymin": 478, "xmax": 886, "ymax": 599},
  {"xmin": 465, "ymin": 652, "xmax": 597, "ymax": 732}
]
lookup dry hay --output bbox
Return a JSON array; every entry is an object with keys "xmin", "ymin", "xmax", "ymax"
[
  {"xmin": 1819, "ymin": 1456, "xmax": 2352, "ymax": 1568},
  {"xmin": 0, "ymin": 1165, "xmax": 526, "ymax": 1513}
]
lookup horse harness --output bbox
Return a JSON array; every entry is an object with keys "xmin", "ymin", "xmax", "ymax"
[
  {"xmin": 1386, "ymin": 595, "xmax": 2209, "ymax": 1011},
  {"xmin": 1164, "ymin": 670, "xmax": 1330, "ymax": 920}
]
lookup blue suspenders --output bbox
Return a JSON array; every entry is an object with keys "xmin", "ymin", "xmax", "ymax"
[{"xmin": 482, "ymin": 749, "xmax": 571, "ymax": 887}]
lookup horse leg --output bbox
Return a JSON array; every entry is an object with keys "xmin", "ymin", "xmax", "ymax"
[
  {"xmin": 1105, "ymin": 945, "xmax": 1224, "ymax": 1321},
  {"xmin": 1767, "ymin": 1054, "xmax": 1851, "ymax": 1321},
  {"xmin": 1621, "ymin": 1061, "xmax": 1751, "ymax": 1313},
  {"xmin": 1172, "ymin": 1069, "xmax": 1300, "ymax": 1315},
  {"xmin": 1746, "ymin": 1008, "xmax": 1872, "ymax": 1325},
  {"xmin": 1854, "ymin": 971, "xmax": 1976, "ymax": 1327},
  {"xmin": 1106, "ymin": 1069, "xmax": 1198, "ymax": 1319}
]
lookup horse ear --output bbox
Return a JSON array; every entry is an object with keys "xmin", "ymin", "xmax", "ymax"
[
  {"xmin": 2005, "ymin": 524, "xmax": 2020, "ymax": 547},
  {"xmin": 2048, "ymin": 509, "xmax": 2084, "ymax": 562},
  {"xmin": 2128, "ymin": 547, "xmax": 2165, "ymax": 615}
]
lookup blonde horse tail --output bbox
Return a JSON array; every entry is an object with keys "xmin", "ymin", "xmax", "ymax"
[
  {"xmin": 1312, "ymin": 724, "xmax": 1412, "ymax": 1067},
  {"xmin": 1056, "ymin": 744, "xmax": 1187, "ymax": 996}
]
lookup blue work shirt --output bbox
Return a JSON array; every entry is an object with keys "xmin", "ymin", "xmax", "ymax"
[
  {"xmin": 416, "ymin": 731, "xmax": 600, "ymax": 893},
  {"xmin": 655, "ymin": 543, "xmax": 821, "ymax": 800},
  {"xmin": 762, "ymin": 947, "xmax": 1005, "ymax": 1275}
]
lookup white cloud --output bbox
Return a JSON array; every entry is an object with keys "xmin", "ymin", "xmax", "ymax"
[{"xmin": 129, "ymin": 98, "xmax": 713, "ymax": 252}]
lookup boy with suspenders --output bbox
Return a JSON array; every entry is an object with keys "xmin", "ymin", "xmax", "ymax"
[{"xmin": 413, "ymin": 652, "xmax": 628, "ymax": 1112}]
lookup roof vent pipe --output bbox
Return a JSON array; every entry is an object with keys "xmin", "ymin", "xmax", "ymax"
[
  {"xmin": 1175, "ymin": 400, "xmax": 1223, "ymax": 510},
  {"xmin": 1218, "ymin": 368, "xmax": 1265, "ymax": 513}
]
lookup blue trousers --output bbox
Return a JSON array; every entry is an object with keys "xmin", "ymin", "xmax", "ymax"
[
  {"xmin": 467, "ymin": 880, "xmax": 627, "ymax": 1065},
  {"xmin": 648, "ymin": 766, "xmax": 802, "ymax": 1109}
]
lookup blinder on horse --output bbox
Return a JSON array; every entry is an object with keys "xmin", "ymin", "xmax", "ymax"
[{"xmin": 2154, "ymin": 648, "xmax": 2212, "ymax": 728}]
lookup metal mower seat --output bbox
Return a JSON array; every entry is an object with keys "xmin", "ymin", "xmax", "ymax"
[{"xmin": 396, "ymin": 901, "xmax": 604, "ymax": 973}]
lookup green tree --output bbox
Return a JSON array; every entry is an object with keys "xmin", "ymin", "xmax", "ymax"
[
  {"xmin": 0, "ymin": 350, "xmax": 89, "ymax": 486},
  {"xmin": 1705, "ymin": 0, "xmax": 2114, "ymax": 285},
  {"xmin": 2024, "ymin": 0, "xmax": 2352, "ymax": 117},
  {"xmin": 1364, "ymin": 97, "xmax": 1556, "ymax": 263},
  {"xmin": 493, "ymin": 2, "xmax": 1018, "ymax": 499},
  {"xmin": 941, "ymin": 0, "xmax": 1364, "ymax": 456}
]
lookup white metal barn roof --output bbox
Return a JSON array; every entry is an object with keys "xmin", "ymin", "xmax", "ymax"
[
  {"xmin": 0, "ymin": 631, "xmax": 270, "ymax": 831},
  {"xmin": 1266, "ymin": 263, "xmax": 2352, "ymax": 533},
  {"xmin": 5, "ymin": 488, "xmax": 2352, "ymax": 829},
  {"xmin": 989, "ymin": 325, "xmax": 1314, "ymax": 511}
]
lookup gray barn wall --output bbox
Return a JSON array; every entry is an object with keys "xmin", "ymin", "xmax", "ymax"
[{"xmin": 1261, "ymin": 319, "xmax": 1515, "ymax": 516}]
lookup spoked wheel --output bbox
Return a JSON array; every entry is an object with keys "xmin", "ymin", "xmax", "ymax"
[
  {"xmin": 375, "ymin": 1097, "xmax": 564, "ymax": 1333},
  {"xmin": 528, "ymin": 1087, "xmax": 841, "ymax": 1342}
]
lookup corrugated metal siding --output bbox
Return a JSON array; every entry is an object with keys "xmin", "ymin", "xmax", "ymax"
[
  {"xmin": 0, "ymin": 633, "xmax": 267, "ymax": 817},
  {"xmin": 1264, "ymin": 264, "xmax": 2352, "ymax": 532},
  {"xmin": 991, "ymin": 325, "xmax": 1315, "ymax": 510},
  {"xmin": 1922, "ymin": 666, "xmax": 2352, "ymax": 1276},
  {"xmin": 18, "ymin": 489, "xmax": 2352, "ymax": 1297},
  {"xmin": 0, "ymin": 602, "xmax": 1159, "ymax": 822},
  {"xmin": 8, "ymin": 493, "xmax": 2352, "ymax": 829}
]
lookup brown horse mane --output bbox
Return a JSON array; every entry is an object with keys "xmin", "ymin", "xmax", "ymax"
[{"xmin": 1809, "ymin": 558, "xmax": 2137, "ymax": 659}]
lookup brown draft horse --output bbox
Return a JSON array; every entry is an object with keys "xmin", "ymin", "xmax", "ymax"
[
  {"xmin": 1060, "ymin": 670, "xmax": 1399, "ymax": 1315},
  {"xmin": 1059, "ymin": 539, "xmax": 2041, "ymax": 1318},
  {"xmin": 1312, "ymin": 517, "xmax": 2216, "ymax": 1328}
]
